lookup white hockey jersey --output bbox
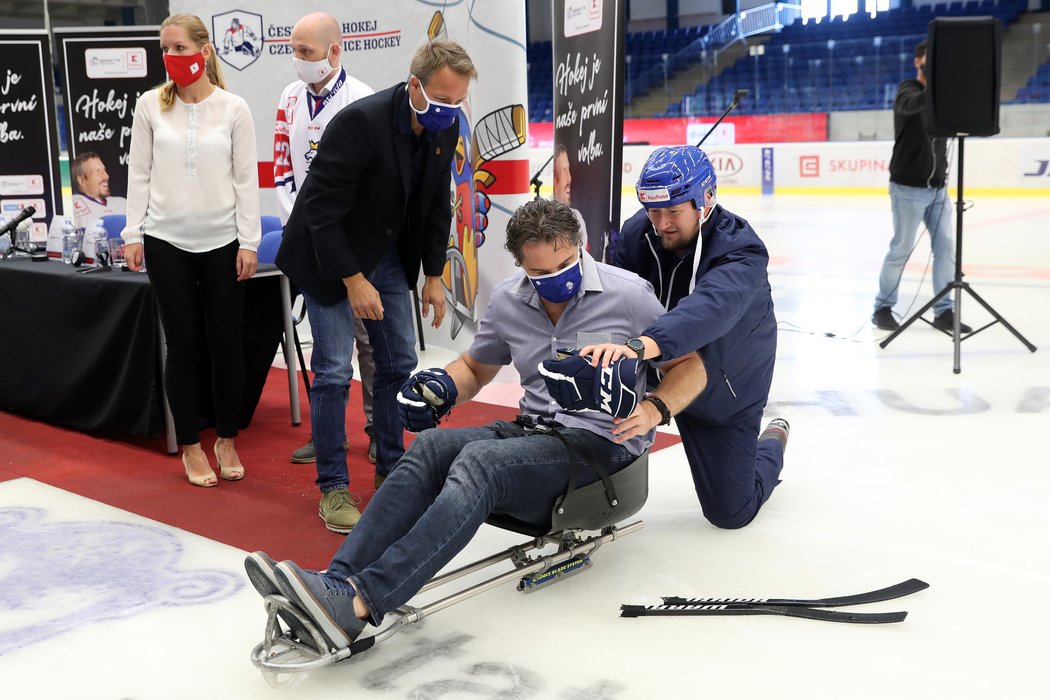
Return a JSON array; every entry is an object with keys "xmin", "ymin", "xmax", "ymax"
[
  {"xmin": 273, "ymin": 68, "xmax": 373, "ymax": 222},
  {"xmin": 71, "ymin": 193, "xmax": 127, "ymax": 230}
]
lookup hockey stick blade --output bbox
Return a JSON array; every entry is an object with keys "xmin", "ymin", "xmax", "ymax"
[
  {"xmin": 661, "ymin": 578, "xmax": 929, "ymax": 609},
  {"xmin": 620, "ymin": 604, "xmax": 907, "ymax": 624}
]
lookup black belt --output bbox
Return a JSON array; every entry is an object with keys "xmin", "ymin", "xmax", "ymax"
[{"xmin": 487, "ymin": 415, "xmax": 619, "ymax": 508}]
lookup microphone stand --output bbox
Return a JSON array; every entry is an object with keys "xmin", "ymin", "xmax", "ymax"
[
  {"xmin": 695, "ymin": 89, "xmax": 748, "ymax": 147},
  {"xmin": 878, "ymin": 135, "xmax": 1035, "ymax": 371},
  {"xmin": 0, "ymin": 231, "xmax": 36, "ymax": 261},
  {"xmin": 529, "ymin": 153, "xmax": 555, "ymax": 200}
]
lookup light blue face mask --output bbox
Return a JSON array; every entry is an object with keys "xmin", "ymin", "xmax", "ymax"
[
  {"xmin": 411, "ymin": 77, "xmax": 461, "ymax": 132},
  {"xmin": 527, "ymin": 255, "xmax": 583, "ymax": 303}
]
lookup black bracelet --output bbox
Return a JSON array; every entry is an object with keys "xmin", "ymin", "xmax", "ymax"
[{"xmin": 643, "ymin": 393, "xmax": 672, "ymax": 426}]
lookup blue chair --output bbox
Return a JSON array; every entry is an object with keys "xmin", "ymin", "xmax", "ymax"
[
  {"xmin": 100, "ymin": 213, "xmax": 126, "ymax": 240},
  {"xmin": 257, "ymin": 229, "xmax": 282, "ymax": 265},
  {"xmin": 256, "ymin": 228, "xmax": 313, "ymax": 400},
  {"xmin": 261, "ymin": 215, "xmax": 283, "ymax": 236}
]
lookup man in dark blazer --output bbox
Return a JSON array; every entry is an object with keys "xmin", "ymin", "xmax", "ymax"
[{"xmin": 277, "ymin": 40, "xmax": 477, "ymax": 533}]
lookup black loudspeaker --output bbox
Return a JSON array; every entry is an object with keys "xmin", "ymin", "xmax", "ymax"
[
  {"xmin": 924, "ymin": 17, "xmax": 1002, "ymax": 137},
  {"xmin": 722, "ymin": 0, "xmax": 736, "ymax": 15}
]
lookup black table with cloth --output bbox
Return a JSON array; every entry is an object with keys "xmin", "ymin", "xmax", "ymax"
[{"xmin": 0, "ymin": 259, "xmax": 289, "ymax": 449}]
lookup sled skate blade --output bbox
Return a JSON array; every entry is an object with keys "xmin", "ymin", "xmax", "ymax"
[{"xmin": 518, "ymin": 554, "xmax": 592, "ymax": 592}]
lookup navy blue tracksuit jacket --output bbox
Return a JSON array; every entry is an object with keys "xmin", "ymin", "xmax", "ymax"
[{"xmin": 612, "ymin": 205, "xmax": 778, "ymax": 426}]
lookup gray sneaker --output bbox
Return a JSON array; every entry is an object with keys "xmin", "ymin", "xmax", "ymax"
[
  {"xmin": 318, "ymin": 488, "xmax": 361, "ymax": 533},
  {"xmin": 244, "ymin": 551, "xmax": 312, "ymax": 642},
  {"xmin": 274, "ymin": 560, "xmax": 367, "ymax": 650},
  {"xmin": 291, "ymin": 438, "xmax": 351, "ymax": 464},
  {"xmin": 759, "ymin": 418, "xmax": 790, "ymax": 452}
]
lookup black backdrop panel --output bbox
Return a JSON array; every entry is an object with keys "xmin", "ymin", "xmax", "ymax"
[
  {"xmin": 0, "ymin": 31, "xmax": 63, "ymax": 234},
  {"xmin": 552, "ymin": 0, "xmax": 626, "ymax": 261},
  {"xmin": 925, "ymin": 17, "xmax": 1002, "ymax": 137}
]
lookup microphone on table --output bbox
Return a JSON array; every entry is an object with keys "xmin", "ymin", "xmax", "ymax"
[{"xmin": 0, "ymin": 205, "xmax": 36, "ymax": 239}]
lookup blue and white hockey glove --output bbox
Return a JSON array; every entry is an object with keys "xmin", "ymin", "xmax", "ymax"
[
  {"xmin": 397, "ymin": 368, "xmax": 458, "ymax": 433},
  {"xmin": 593, "ymin": 356, "xmax": 641, "ymax": 419},
  {"xmin": 539, "ymin": 352, "xmax": 641, "ymax": 419},
  {"xmin": 538, "ymin": 351, "xmax": 593, "ymax": 412}
]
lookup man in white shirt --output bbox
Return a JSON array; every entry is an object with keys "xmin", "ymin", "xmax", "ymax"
[
  {"xmin": 273, "ymin": 13, "xmax": 379, "ymax": 473},
  {"xmin": 70, "ymin": 151, "xmax": 127, "ymax": 231}
]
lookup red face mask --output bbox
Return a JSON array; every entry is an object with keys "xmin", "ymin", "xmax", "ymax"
[{"xmin": 163, "ymin": 51, "xmax": 206, "ymax": 87}]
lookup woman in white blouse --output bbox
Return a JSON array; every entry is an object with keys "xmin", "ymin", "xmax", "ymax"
[{"xmin": 122, "ymin": 13, "xmax": 260, "ymax": 487}]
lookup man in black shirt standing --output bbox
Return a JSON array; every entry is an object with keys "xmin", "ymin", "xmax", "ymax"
[{"xmin": 873, "ymin": 39, "xmax": 971, "ymax": 333}]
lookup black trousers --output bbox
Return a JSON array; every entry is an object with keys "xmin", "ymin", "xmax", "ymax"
[{"xmin": 145, "ymin": 236, "xmax": 244, "ymax": 445}]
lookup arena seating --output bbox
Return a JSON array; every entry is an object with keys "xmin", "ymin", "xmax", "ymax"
[
  {"xmin": 1016, "ymin": 59, "xmax": 1050, "ymax": 103},
  {"xmin": 526, "ymin": 0, "xmax": 1044, "ymax": 121}
]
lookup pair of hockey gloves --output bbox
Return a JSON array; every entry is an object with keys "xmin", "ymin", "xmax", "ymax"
[
  {"xmin": 538, "ymin": 350, "xmax": 640, "ymax": 420},
  {"xmin": 397, "ymin": 368, "xmax": 458, "ymax": 433}
]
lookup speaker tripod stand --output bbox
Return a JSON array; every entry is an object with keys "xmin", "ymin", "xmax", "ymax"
[{"xmin": 879, "ymin": 135, "xmax": 1036, "ymax": 373}]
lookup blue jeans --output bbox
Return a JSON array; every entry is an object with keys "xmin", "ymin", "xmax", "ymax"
[
  {"xmin": 325, "ymin": 422, "xmax": 635, "ymax": 623},
  {"xmin": 875, "ymin": 182, "xmax": 956, "ymax": 315},
  {"xmin": 304, "ymin": 250, "xmax": 417, "ymax": 491}
]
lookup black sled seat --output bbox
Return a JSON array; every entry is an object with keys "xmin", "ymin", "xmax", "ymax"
[
  {"xmin": 251, "ymin": 451, "xmax": 649, "ymax": 687},
  {"xmin": 487, "ymin": 449, "xmax": 649, "ymax": 536}
]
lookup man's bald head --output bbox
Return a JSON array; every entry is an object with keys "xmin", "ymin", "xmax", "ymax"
[
  {"xmin": 290, "ymin": 12, "xmax": 342, "ymax": 79},
  {"xmin": 293, "ymin": 12, "xmax": 341, "ymax": 45}
]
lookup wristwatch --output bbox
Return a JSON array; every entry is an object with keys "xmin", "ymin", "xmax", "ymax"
[
  {"xmin": 626, "ymin": 337, "xmax": 646, "ymax": 362},
  {"xmin": 643, "ymin": 392, "xmax": 672, "ymax": 426}
]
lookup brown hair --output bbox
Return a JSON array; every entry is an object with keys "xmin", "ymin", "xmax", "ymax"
[
  {"xmin": 71, "ymin": 151, "xmax": 101, "ymax": 190},
  {"xmin": 915, "ymin": 39, "xmax": 927, "ymax": 60},
  {"xmin": 410, "ymin": 40, "xmax": 478, "ymax": 85},
  {"xmin": 158, "ymin": 14, "xmax": 226, "ymax": 111},
  {"xmin": 504, "ymin": 198, "xmax": 582, "ymax": 265}
]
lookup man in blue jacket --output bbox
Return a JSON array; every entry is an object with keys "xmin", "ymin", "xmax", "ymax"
[{"xmin": 586, "ymin": 145, "xmax": 787, "ymax": 529}]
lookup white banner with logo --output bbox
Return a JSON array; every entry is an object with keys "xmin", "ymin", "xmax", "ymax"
[{"xmin": 170, "ymin": 0, "xmax": 531, "ymax": 350}]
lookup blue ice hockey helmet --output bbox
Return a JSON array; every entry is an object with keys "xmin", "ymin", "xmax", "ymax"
[{"xmin": 635, "ymin": 146, "xmax": 716, "ymax": 211}]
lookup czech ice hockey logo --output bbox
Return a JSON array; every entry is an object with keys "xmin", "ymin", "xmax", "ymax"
[
  {"xmin": 212, "ymin": 10, "xmax": 263, "ymax": 71},
  {"xmin": 304, "ymin": 140, "xmax": 319, "ymax": 163}
]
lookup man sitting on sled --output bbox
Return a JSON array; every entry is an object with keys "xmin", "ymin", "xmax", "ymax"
[{"xmin": 245, "ymin": 198, "xmax": 705, "ymax": 650}]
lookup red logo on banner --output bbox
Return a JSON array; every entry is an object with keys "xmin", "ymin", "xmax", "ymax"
[{"xmin": 800, "ymin": 155, "xmax": 820, "ymax": 178}]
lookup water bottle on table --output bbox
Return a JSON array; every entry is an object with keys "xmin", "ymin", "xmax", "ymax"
[
  {"xmin": 61, "ymin": 218, "xmax": 77, "ymax": 264},
  {"xmin": 92, "ymin": 219, "xmax": 110, "ymax": 267}
]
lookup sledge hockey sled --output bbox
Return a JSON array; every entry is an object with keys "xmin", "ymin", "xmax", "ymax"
[{"xmin": 250, "ymin": 450, "xmax": 649, "ymax": 688}]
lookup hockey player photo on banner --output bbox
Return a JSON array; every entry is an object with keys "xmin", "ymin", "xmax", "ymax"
[{"xmin": 54, "ymin": 27, "xmax": 167, "ymax": 235}]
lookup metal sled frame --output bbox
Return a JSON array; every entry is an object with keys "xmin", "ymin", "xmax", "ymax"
[{"xmin": 250, "ymin": 451, "xmax": 649, "ymax": 687}]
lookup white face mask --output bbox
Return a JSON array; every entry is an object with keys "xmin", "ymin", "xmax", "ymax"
[{"xmin": 293, "ymin": 46, "xmax": 334, "ymax": 85}]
